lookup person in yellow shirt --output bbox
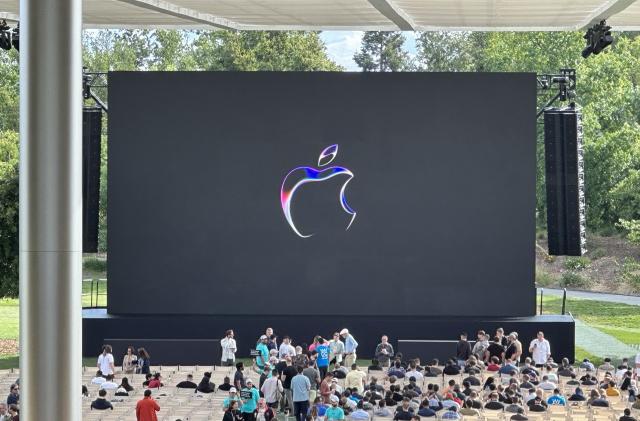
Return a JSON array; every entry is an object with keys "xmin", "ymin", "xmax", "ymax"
[
  {"xmin": 605, "ymin": 381, "xmax": 621, "ymax": 397},
  {"xmin": 344, "ymin": 364, "xmax": 366, "ymax": 394}
]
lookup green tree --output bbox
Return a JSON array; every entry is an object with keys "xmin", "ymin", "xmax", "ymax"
[
  {"xmin": 0, "ymin": 130, "xmax": 19, "ymax": 297},
  {"xmin": 353, "ymin": 31, "xmax": 408, "ymax": 71},
  {"xmin": 191, "ymin": 31, "xmax": 341, "ymax": 71},
  {"xmin": 415, "ymin": 32, "xmax": 488, "ymax": 71},
  {"xmin": 0, "ymin": 50, "xmax": 19, "ymax": 132}
]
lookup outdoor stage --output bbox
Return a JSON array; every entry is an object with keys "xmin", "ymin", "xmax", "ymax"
[
  {"xmin": 80, "ymin": 71, "xmax": 575, "ymax": 365},
  {"xmin": 82, "ymin": 310, "xmax": 575, "ymax": 364}
]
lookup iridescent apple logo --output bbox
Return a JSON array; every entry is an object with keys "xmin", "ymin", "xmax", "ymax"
[{"xmin": 280, "ymin": 144, "xmax": 356, "ymax": 238}]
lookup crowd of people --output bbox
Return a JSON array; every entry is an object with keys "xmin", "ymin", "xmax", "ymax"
[{"xmin": 74, "ymin": 326, "xmax": 640, "ymax": 421}]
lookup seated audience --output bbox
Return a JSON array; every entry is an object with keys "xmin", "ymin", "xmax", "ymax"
[
  {"xmin": 90, "ymin": 389, "xmax": 113, "ymax": 411},
  {"xmin": 197, "ymin": 372, "xmax": 215, "ymax": 393},
  {"xmin": 620, "ymin": 408, "xmax": 638, "ymax": 421},
  {"xmin": 176, "ymin": 374, "xmax": 198, "ymax": 389}
]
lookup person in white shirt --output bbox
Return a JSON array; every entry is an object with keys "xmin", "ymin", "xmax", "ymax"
[
  {"xmin": 261, "ymin": 369, "xmax": 284, "ymax": 407},
  {"xmin": 279, "ymin": 336, "xmax": 296, "ymax": 359},
  {"xmin": 529, "ymin": 332, "xmax": 551, "ymax": 367},
  {"xmin": 100, "ymin": 375, "xmax": 119, "ymax": 390},
  {"xmin": 97, "ymin": 344, "xmax": 115, "ymax": 377},
  {"xmin": 538, "ymin": 375, "xmax": 556, "ymax": 391},
  {"xmin": 91, "ymin": 371, "xmax": 106, "ymax": 385},
  {"xmin": 329, "ymin": 333, "xmax": 345, "ymax": 364},
  {"xmin": 221, "ymin": 329, "xmax": 238, "ymax": 366},
  {"xmin": 405, "ymin": 362, "xmax": 423, "ymax": 382}
]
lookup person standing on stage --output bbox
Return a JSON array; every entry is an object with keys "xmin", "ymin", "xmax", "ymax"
[
  {"xmin": 316, "ymin": 338, "xmax": 331, "ymax": 380},
  {"xmin": 279, "ymin": 336, "xmax": 296, "ymax": 359},
  {"xmin": 341, "ymin": 329, "xmax": 358, "ymax": 368},
  {"xmin": 221, "ymin": 330, "xmax": 237, "ymax": 367},
  {"xmin": 329, "ymin": 332, "xmax": 345, "ymax": 364},
  {"xmin": 375, "ymin": 335, "xmax": 394, "ymax": 368},
  {"xmin": 529, "ymin": 332, "xmax": 551, "ymax": 367}
]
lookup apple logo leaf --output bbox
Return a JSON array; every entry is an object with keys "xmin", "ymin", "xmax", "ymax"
[{"xmin": 318, "ymin": 144, "xmax": 338, "ymax": 167}]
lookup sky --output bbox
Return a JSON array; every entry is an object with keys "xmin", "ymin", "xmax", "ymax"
[{"xmin": 320, "ymin": 31, "xmax": 418, "ymax": 71}]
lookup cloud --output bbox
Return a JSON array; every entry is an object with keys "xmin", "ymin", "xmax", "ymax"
[{"xmin": 321, "ymin": 31, "xmax": 364, "ymax": 71}]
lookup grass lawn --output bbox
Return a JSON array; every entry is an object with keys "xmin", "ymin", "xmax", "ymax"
[{"xmin": 541, "ymin": 295, "xmax": 640, "ymax": 346}]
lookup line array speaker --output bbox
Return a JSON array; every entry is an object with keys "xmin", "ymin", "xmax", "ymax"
[
  {"xmin": 83, "ymin": 107, "xmax": 102, "ymax": 253},
  {"xmin": 544, "ymin": 106, "xmax": 586, "ymax": 256}
]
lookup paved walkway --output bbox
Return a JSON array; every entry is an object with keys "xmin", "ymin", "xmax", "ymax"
[
  {"xmin": 535, "ymin": 288, "xmax": 639, "ymax": 360},
  {"xmin": 538, "ymin": 288, "xmax": 640, "ymax": 306},
  {"xmin": 573, "ymin": 319, "xmax": 638, "ymax": 360}
]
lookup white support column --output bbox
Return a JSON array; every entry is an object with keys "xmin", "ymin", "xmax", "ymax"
[{"xmin": 19, "ymin": 0, "xmax": 82, "ymax": 419}]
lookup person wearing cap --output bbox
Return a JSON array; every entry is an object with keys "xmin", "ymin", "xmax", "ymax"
[
  {"xmin": 256, "ymin": 335, "xmax": 270, "ymax": 372},
  {"xmin": 341, "ymin": 329, "xmax": 358, "ymax": 367},
  {"xmin": 326, "ymin": 395, "xmax": 345, "ymax": 421},
  {"xmin": 240, "ymin": 379, "xmax": 260, "ymax": 421},
  {"xmin": 223, "ymin": 387, "xmax": 243, "ymax": 410},
  {"xmin": 350, "ymin": 400, "xmax": 370, "ymax": 420},
  {"xmin": 507, "ymin": 332, "xmax": 523, "ymax": 363},
  {"xmin": 291, "ymin": 365, "xmax": 312, "ymax": 421},
  {"xmin": 261, "ymin": 369, "xmax": 283, "ymax": 409}
]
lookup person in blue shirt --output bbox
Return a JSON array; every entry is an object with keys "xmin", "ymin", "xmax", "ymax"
[
  {"xmin": 255, "ymin": 335, "xmax": 270, "ymax": 371},
  {"xmin": 240, "ymin": 379, "xmax": 260, "ymax": 421},
  {"xmin": 547, "ymin": 388, "xmax": 566, "ymax": 406},
  {"xmin": 316, "ymin": 338, "xmax": 331, "ymax": 380},
  {"xmin": 341, "ymin": 329, "xmax": 359, "ymax": 368},
  {"xmin": 291, "ymin": 366, "xmax": 311, "ymax": 421}
]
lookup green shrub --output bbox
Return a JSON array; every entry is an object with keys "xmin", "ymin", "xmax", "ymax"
[
  {"xmin": 621, "ymin": 257, "xmax": 640, "ymax": 292},
  {"xmin": 588, "ymin": 248, "xmax": 606, "ymax": 260},
  {"xmin": 535, "ymin": 269, "xmax": 556, "ymax": 287},
  {"xmin": 83, "ymin": 257, "xmax": 107, "ymax": 273},
  {"xmin": 560, "ymin": 272, "xmax": 590, "ymax": 288},
  {"xmin": 563, "ymin": 256, "xmax": 591, "ymax": 271}
]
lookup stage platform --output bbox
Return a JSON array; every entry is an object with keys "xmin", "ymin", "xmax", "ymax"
[{"xmin": 83, "ymin": 310, "xmax": 575, "ymax": 365}]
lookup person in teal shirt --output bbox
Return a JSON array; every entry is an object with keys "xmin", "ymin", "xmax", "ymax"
[
  {"xmin": 256, "ymin": 335, "xmax": 270, "ymax": 370},
  {"xmin": 223, "ymin": 387, "xmax": 242, "ymax": 410},
  {"xmin": 240, "ymin": 379, "xmax": 260, "ymax": 421},
  {"xmin": 326, "ymin": 395, "xmax": 345, "ymax": 421}
]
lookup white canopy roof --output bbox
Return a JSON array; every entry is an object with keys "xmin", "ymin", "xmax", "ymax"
[{"xmin": 1, "ymin": 0, "xmax": 639, "ymax": 31}]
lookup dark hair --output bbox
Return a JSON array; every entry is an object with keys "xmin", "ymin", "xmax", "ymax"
[
  {"xmin": 144, "ymin": 389, "xmax": 152, "ymax": 397},
  {"xmin": 225, "ymin": 329, "xmax": 233, "ymax": 336},
  {"xmin": 153, "ymin": 373, "xmax": 161, "ymax": 380},
  {"xmin": 120, "ymin": 377, "xmax": 133, "ymax": 391},
  {"xmin": 99, "ymin": 389, "xmax": 107, "ymax": 397},
  {"xmin": 236, "ymin": 362, "xmax": 244, "ymax": 370},
  {"xmin": 102, "ymin": 344, "xmax": 112, "ymax": 353},
  {"xmin": 297, "ymin": 366, "xmax": 304, "ymax": 374},
  {"xmin": 137, "ymin": 347, "xmax": 150, "ymax": 359}
]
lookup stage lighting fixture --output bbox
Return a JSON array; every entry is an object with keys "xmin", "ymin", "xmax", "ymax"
[
  {"xmin": 582, "ymin": 20, "xmax": 613, "ymax": 58},
  {"xmin": 0, "ymin": 20, "xmax": 11, "ymax": 51}
]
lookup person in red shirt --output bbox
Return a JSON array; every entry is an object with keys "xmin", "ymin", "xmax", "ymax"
[
  {"xmin": 147, "ymin": 373, "xmax": 163, "ymax": 389},
  {"xmin": 136, "ymin": 389, "xmax": 160, "ymax": 421},
  {"xmin": 320, "ymin": 372, "xmax": 334, "ymax": 403}
]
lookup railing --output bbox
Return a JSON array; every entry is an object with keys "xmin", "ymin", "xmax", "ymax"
[{"xmin": 82, "ymin": 278, "xmax": 107, "ymax": 309}]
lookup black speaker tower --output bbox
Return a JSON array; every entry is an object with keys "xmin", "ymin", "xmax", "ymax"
[
  {"xmin": 83, "ymin": 107, "xmax": 102, "ymax": 253},
  {"xmin": 544, "ymin": 106, "xmax": 586, "ymax": 256}
]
